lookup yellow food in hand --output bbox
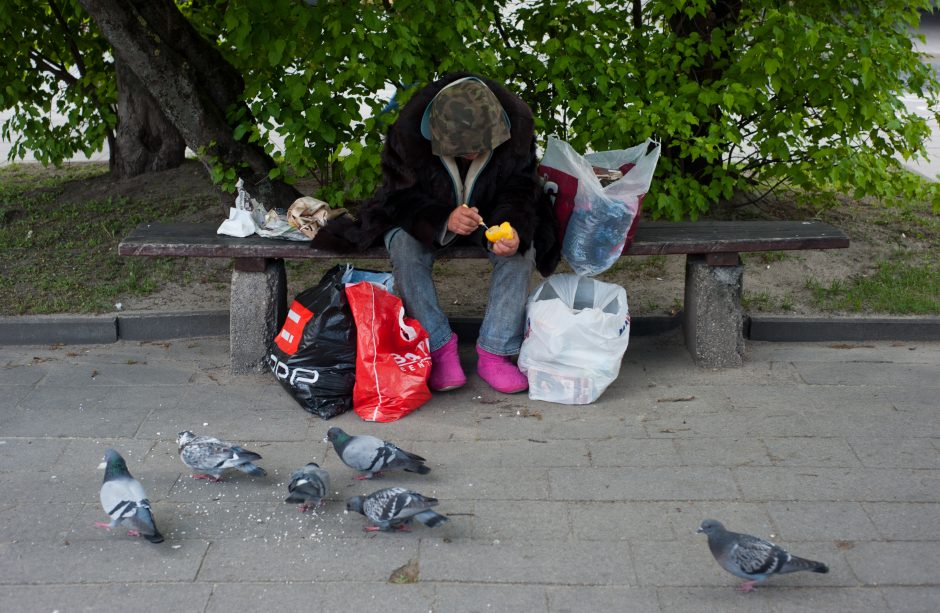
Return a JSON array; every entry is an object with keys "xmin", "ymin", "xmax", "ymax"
[{"xmin": 485, "ymin": 221, "xmax": 514, "ymax": 243}]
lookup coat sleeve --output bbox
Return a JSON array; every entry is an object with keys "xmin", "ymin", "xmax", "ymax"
[
  {"xmin": 375, "ymin": 117, "xmax": 455, "ymax": 247},
  {"xmin": 487, "ymin": 147, "xmax": 541, "ymax": 252}
]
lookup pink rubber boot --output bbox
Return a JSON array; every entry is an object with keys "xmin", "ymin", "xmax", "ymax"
[
  {"xmin": 476, "ymin": 346, "xmax": 529, "ymax": 393},
  {"xmin": 428, "ymin": 333, "xmax": 466, "ymax": 392}
]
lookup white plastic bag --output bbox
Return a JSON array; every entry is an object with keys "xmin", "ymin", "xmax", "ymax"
[
  {"xmin": 539, "ymin": 137, "xmax": 660, "ymax": 276},
  {"xmin": 216, "ymin": 206, "xmax": 256, "ymax": 237},
  {"xmin": 518, "ymin": 274, "xmax": 630, "ymax": 404}
]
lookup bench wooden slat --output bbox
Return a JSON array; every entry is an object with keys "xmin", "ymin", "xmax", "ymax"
[{"xmin": 118, "ymin": 220, "xmax": 849, "ymax": 259}]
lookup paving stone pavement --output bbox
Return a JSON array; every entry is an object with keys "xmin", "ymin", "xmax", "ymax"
[{"xmin": 0, "ymin": 331, "xmax": 938, "ymax": 612}]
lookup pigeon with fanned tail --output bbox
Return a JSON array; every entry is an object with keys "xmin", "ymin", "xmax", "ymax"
[
  {"xmin": 285, "ymin": 462, "xmax": 331, "ymax": 512},
  {"xmin": 325, "ymin": 427, "xmax": 430, "ymax": 480},
  {"xmin": 346, "ymin": 487, "xmax": 449, "ymax": 532},
  {"xmin": 176, "ymin": 431, "xmax": 266, "ymax": 482},
  {"xmin": 96, "ymin": 448, "xmax": 164, "ymax": 543},
  {"xmin": 697, "ymin": 519, "xmax": 829, "ymax": 592}
]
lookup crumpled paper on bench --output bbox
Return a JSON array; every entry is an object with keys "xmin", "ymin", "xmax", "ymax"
[
  {"xmin": 216, "ymin": 178, "xmax": 311, "ymax": 241},
  {"xmin": 286, "ymin": 196, "xmax": 347, "ymax": 239}
]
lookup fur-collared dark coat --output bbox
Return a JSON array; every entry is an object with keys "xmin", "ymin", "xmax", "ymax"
[{"xmin": 316, "ymin": 73, "xmax": 560, "ymax": 277}]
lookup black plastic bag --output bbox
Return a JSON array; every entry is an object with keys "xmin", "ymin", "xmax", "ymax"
[{"xmin": 267, "ymin": 264, "xmax": 392, "ymax": 419}]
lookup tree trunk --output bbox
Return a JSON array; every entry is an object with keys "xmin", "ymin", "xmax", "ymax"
[
  {"xmin": 78, "ymin": 0, "xmax": 301, "ymax": 209},
  {"xmin": 112, "ymin": 57, "xmax": 186, "ymax": 178}
]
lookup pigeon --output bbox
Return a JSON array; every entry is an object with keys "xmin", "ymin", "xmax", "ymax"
[
  {"xmin": 346, "ymin": 487, "xmax": 449, "ymax": 532},
  {"xmin": 176, "ymin": 431, "xmax": 266, "ymax": 481},
  {"xmin": 697, "ymin": 519, "xmax": 829, "ymax": 592},
  {"xmin": 325, "ymin": 427, "xmax": 430, "ymax": 480},
  {"xmin": 96, "ymin": 448, "xmax": 164, "ymax": 543},
  {"xmin": 285, "ymin": 462, "xmax": 331, "ymax": 512}
]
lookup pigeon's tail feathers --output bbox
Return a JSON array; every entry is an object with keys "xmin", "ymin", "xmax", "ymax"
[
  {"xmin": 781, "ymin": 555, "xmax": 829, "ymax": 575},
  {"xmin": 132, "ymin": 506, "xmax": 164, "ymax": 544},
  {"xmin": 145, "ymin": 528, "xmax": 165, "ymax": 544},
  {"xmin": 237, "ymin": 462, "xmax": 266, "ymax": 477},
  {"xmin": 404, "ymin": 449, "xmax": 427, "ymax": 463},
  {"xmin": 414, "ymin": 510, "xmax": 449, "ymax": 528},
  {"xmin": 399, "ymin": 449, "xmax": 430, "ymax": 474},
  {"xmin": 231, "ymin": 447, "xmax": 263, "ymax": 462}
]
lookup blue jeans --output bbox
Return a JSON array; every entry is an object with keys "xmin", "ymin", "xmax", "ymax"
[{"xmin": 384, "ymin": 227, "xmax": 535, "ymax": 356}]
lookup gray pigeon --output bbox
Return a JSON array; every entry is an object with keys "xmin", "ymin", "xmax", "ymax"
[
  {"xmin": 285, "ymin": 462, "xmax": 331, "ymax": 512},
  {"xmin": 176, "ymin": 431, "xmax": 266, "ymax": 481},
  {"xmin": 346, "ymin": 487, "xmax": 449, "ymax": 532},
  {"xmin": 96, "ymin": 448, "xmax": 164, "ymax": 543},
  {"xmin": 325, "ymin": 427, "xmax": 430, "ymax": 480},
  {"xmin": 697, "ymin": 519, "xmax": 829, "ymax": 592}
]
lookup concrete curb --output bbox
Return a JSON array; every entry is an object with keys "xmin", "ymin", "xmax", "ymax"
[
  {"xmin": 747, "ymin": 315, "xmax": 940, "ymax": 342},
  {"xmin": 117, "ymin": 311, "xmax": 230, "ymax": 341},
  {"xmin": 0, "ymin": 314, "xmax": 118, "ymax": 345},
  {"xmin": 2, "ymin": 311, "xmax": 940, "ymax": 345}
]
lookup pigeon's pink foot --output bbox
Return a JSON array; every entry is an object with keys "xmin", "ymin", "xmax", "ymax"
[
  {"xmin": 298, "ymin": 504, "xmax": 310, "ymax": 513},
  {"xmin": 736, "ymin": 581, "xmax": 758, "ymax": 593},
  {"xmin": 192, "ymin": 474, "xmax": 221, "ymax": 482},
  {"xmin": 127, "ymin": 529, "xmax": 141, "ymax": 537},
  {"xmin": 355, "ymin": 472, "xmax": 382, "ymax": 481},
  {"xmin": 94, "ymin": 521, "xmax": 111, "ymax": 530},
  {"xmin": 363, "ymin": 524, "xmax": 410, "ymax": 533}
]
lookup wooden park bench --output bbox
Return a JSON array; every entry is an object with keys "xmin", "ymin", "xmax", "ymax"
[{"xmin": 119, "ymin": 220, "xmax": 849, "ymax": 373}]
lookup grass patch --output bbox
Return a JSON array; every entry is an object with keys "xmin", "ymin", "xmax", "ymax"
[
  {"xmin": 743, "ymin": 250, "xmax": 794, "ymax": 265},
  {"xmin": 742, "ymin": 290, "xmax": 796, "ymax": 313},
  {"xmin": 0, "ymin": 162, "xmax": 229, "ymax": 315},
  {"xmin": 808, "ymin": 259, "xmax": 940, "ymax": 314},
  {"xmin": 603, "ymin": 254, "xmax": 669, "ymax": 278},
  {"xmin": 742, "ymin": 291, "xmax": 774, "ymax": 312}
]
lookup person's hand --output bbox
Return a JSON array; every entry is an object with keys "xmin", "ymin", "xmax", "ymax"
[
  {"xmin": 490, "ymin": 228, "xmax": 519, "ymax": 257},
  {"xmin": 447, "ymin": 205, "xmax": 484, "ymax": 236}
]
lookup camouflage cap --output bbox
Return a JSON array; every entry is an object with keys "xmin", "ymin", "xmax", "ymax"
[{"xmin": 425, "ymin": 78, "xmax": 511, "ymax": 157}]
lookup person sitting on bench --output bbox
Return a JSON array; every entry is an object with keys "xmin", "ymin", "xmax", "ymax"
[{"xmin": 350, "ymin": 73, "xmax": 560, "ymax": 393}]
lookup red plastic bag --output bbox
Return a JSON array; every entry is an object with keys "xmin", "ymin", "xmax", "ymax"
[{"xmin": 345, "ymin": 281, "xmax": 432, "ymax": 422}]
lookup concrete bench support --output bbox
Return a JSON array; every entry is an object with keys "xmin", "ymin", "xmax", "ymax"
[
  {"xmin": 683, "ymin": 254, "xmax": 745, "ymax": 368},
  {"xmin": 230, "ymin": 259, "xmax": 286, "ymax": 374}
]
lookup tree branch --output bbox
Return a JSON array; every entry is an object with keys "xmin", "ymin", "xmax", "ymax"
[
  {"xmin": 47, "ymin": 0, "xmax": 88, "ymax": 77},
  {"xmin": 28, "ymin": 49, "xmax": 76, "ymax": 85}
]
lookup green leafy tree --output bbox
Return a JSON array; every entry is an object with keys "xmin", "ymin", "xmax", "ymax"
[
  {"xmin": 181, "ymin": 0, "xmax": 495, "ymax": 204},
  {"xmin": 14, "ymin": 0, "xmax": 939, "ymax": 217},
  {"xmin": 0, "ymin": 0, "xmax": 185, "ymax": 176},
  {"xmin": 493, "ymin": 0, "xmax": 940, "ymax": 218}
]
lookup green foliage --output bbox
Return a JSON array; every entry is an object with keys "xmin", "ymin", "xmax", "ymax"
[
  {"xmin": 0, "ymin": 0, "xmax": 115, "ymax": 165},
  {"xmin": 246, "ymin": 0, "xmax": 936, "ymax": 217},
  {"xmin": 183, "ymin": 0, "xmax": 482, "ymax": 203},
  {"xmin": 499, "ymin": 0, "xmax": 940, "ymax": 219},
  {"xmin": 5, "ymin": 1, "xmax": 939, "ymax": 218}
]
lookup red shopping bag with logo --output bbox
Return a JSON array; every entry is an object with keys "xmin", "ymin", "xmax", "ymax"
[
  {"xmin": 345, "ymin": 281, "xmax": 432, "ymax": 422},
  {"xmin": 268, "ymin": 264, "xmax": 394, "ymax": 420}
]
